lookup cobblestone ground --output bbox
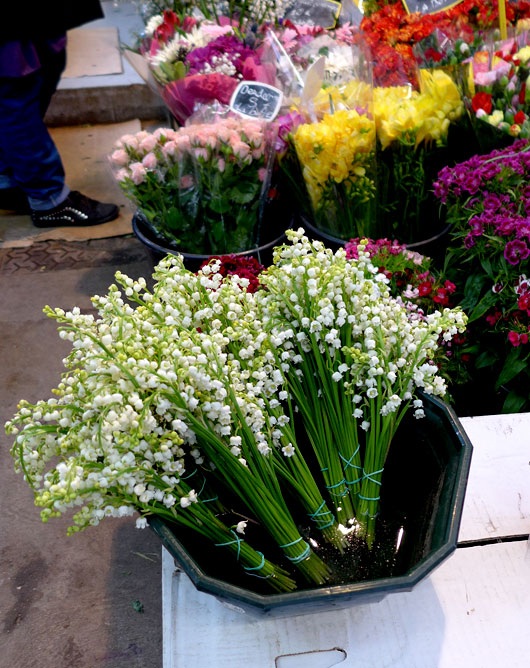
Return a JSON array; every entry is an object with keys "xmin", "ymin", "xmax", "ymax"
[{"xmin": 0, "ymin": 236, "xmax": 163, "ymax": 668}]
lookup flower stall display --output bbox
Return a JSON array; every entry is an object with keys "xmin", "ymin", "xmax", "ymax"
[
  {"xmin": 360, "ymin": 0, "xmax": 530, "ymax": 87},
  {"xmin": 434, "ymin": 138, "xmax": 530, "ymax": 413},
  {"xmin": 5, "ymin": 230, "xmax": 467, "ymax": 594},
  {"xmin": 109, "ymin": 115, "xmax": 275, "ymax": 256}
]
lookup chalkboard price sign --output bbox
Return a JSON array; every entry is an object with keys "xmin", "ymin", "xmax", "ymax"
[
  {"xmin": 284, "ymin": 0, "xmax": 341, "ymax": 29},
  {"xmin": 230, "ymin": 82, "xmax": 283, "ymax": 121},
  {"xmin": 402, "ymin": 0, "xmax": 463, "ymax": 15}
]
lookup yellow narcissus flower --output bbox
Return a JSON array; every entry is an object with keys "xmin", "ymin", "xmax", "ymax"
[
  {"xmin": 374, "ymin": 70, "xmax": 463, "ymax": 149},
  {"xmin": 312, "ymin": 81, "xmax": 373, "ymax": 117},
  {"xmin": 293, "ymin": 109, "xmax": 376, "ymax": 208}
]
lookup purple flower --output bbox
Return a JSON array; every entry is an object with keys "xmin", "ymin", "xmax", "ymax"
[
  {"xmin": 468, "ymin": 217, "xmax": 484, "ymax": 236},
  {"xmin": 516, "ymin": 219, "xmax": 530, "ymax": 239},
  {"xmin": 186, "ymin": 35, "xmax": 254, "ymax": 76},
  {"xmin": 504, "ymin": 239, "xmax": 530, "ymax": 265}
]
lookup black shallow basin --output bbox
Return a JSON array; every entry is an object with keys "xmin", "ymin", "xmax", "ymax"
[{"xmin": 149, "ymin": 393, "xmax": 473, "ymax": 617}]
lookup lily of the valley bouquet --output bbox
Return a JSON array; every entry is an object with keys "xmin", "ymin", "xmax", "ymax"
[
  {"xmin": 6, "ymin": 230, "xmax": 466, "ymax": 592},
  {"xmin": 374, "ymin": 68, "xmax": 464, "ymax": 243},
  {"xmin": 109, "ymin": 113, "xmax": 274, "ymax": 255}
]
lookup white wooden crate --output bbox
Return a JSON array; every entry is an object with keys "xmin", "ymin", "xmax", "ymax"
[{"xmin": 162, "ymin": 413, "xmax": 530, "ymax": 668}]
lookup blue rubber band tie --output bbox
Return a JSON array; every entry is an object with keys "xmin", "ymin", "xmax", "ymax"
[
  {"xmin": 215, "ymin": 530, "xmax": 243, "ymax": 560},
  {"xmin": 308, "ymin": 501, "xmax": 336, "ymax": 529},
  {"xmin": 320, "ymin": 467, "xmax": 329, "ymax": 472},
  {"xmin": 358, "ymin": 467, "xmax": 385, "ymax": 502},
  {"xmin": 279, "ymin": 536, "xmax": 304, "ymax": 549},
  {"xmin": 279, "ymin": 537, "xmax": 311, "ymax": 564},
  {"xmin": 200, "ymin": 496, "xmax": 218, "ymax": 503},
  {"xmin": 326, "ymin": 478, "xmax": 348, "ymax": 498},
  {"xmin": 181, "ymin": 469, "xmax": 197, "ymax": 480},
  {"xmin": 340, "ymin": 448, "xmax": 363, "ymax": 486},
  {"xmin": 243, "ymin": 552, "xmax": 266, "ymax": 571}
]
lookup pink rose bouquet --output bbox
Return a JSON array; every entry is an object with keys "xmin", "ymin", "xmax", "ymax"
[{"xmin": 109, "ymin": 117, "xmax": 275, "ymax": 255}]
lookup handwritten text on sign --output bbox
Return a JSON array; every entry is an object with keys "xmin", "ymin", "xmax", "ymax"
[
  {"xmin": 402, "ymin": 0, "xmax": 463, "ymax": 15},
  {"xmin": 284, "ymin": 0, "xmax": 341, "ymax": 29},
  {"xmin": 230, "ymin": 82, "xmax": 283, "ymax": 121}
]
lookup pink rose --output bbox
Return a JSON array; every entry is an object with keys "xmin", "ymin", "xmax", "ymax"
[
  {"xmin": 258, "ymin": 168, "xmax": 267, "ymax": 182},
  {"xmin": 217, "ymin": 158, "xmax": 226, "ymax": 173},
  {"xmin": 119, "ymin": 134, "xmax": 139, "ymax": 150},
  {"xmin": 180, "ymin": 174, "xmax": 194, "ymax": 189},
  {"xmin": 231, "ymin": 141, "xmax": 250, "ymax": 160},
  {"xmin": 142, "ymin": 152, "xmax": 158, "ymax": 169},
  {"xmin": 193, "ymin": 147, "xmax": 209, "ymax": 161},
  {"xmin": 110, "ymin": 149, "xmax": 129, "ymax": 166},
  {"xmin": 114, "ymin": 168, "xmax": 129, "ymax": 182},
  {"xmin": 162, "ymin": 141, "xmax": 177, "ymax": 158},
  {"xmin": 130, "ymin": 162, "xmax": 147, "ymax": 185},
  {"xmin": 139, "ymin": 135, "xmax": 158, "ymax": 153}
]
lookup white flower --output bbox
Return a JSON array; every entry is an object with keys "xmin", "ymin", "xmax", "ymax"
[
  {"xmin": 136, "ymin": 517, "xmax": 148, "ymax": 529},
  {"xmin": 281, "ymin": 443, "xmax": 296, "ymax": 457},
  {"xmin": 235, "ymin": 521, "xmax": 247, "ymax": 534}
]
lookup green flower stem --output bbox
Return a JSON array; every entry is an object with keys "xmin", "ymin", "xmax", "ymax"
[{"xmin": 163, "ymin": 392, "xmax": 330, "ymax": 585}]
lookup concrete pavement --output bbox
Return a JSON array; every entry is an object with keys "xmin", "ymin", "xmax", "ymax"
[{"xmin": 0, "ymin": 239, "xmax": 163, "ymax": 668}]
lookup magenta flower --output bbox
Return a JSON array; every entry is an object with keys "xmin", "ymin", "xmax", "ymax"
[{"xmin": 504, "ymin": 239, "xmax": 530, "ymax": 265}]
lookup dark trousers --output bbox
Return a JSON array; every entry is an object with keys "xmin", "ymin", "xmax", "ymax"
[{"xmin": 0, "ymin": 42, "xmax": 69, "ymax": 209}]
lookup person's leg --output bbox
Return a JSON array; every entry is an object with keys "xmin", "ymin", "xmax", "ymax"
[
  {"xmin": 0, "ymin": 43, "xmax": 118, "ymax": 226},
  {"xmin": 0, "ymin": 67, "xmax": 69, "ymax": 210}
]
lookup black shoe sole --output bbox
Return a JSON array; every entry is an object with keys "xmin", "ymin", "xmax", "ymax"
[{"xmin": 32, "ymin": 206, "xmax": 120, "ymax": 228}]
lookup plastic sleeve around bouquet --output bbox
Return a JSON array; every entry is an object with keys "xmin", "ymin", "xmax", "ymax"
[
  {"xmin": 183, "ymin": 107, "xmax": 280, "ymax": 255},
  {"xmin": 162, "ymin": 73, "xmax": 239, "ymax": 127},
  {"xmin": 288, "ymin": 43, "xmax": 379, "ymax": 241},
  {"xmin": 373, "ymin": 64, "xmax": 466, "ymax": 243},
  {"xmin": 459, "ymin": 32, "xmax": 530, "ymax": 155}
]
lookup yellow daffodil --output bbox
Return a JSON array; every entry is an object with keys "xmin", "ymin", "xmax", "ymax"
[{"xmin": 293, "ymin": 109, "xmax": 376, "ymax": 208}]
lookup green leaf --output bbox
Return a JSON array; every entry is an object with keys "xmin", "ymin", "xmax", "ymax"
[
  {"xmin": 208, "ymin": 197, "xmax": 231, "ymax": 214},
  {"xmin": 230, "ymin": 181, "xmax": 259, "ymax": 205},
  {"xmin": 502, "ymin": 391, "xmax": 528, "ymax": 414},
  {"xmin": 475, "ymin": 350, "xmax": 498, "ymax": 369},
  {"xmin": 459, "ymin": 274, "xmax": 486, "ymax": 311},
  {"xmin": 495, "ymin": 348, "xmax": 528, "ymax": 390},
  {"xmin": 479, "ymin": 257, "xmax": 494, "ymax": 279},
  {"xmin": 468, "ymin": 290, "xmax": 498, "ymax": 323}
]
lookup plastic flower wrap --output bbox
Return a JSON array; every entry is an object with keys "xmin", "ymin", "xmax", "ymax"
[
  {"xmin": 434, "ymin": 138, "xmax": 530, "ymax": 412},
  {"xmin": 109, "ymin": 113, "xmax": 276, "ymax": 255},
  {"xmin": 374, "ymin": 68, "xmax": 464, "ymax": 242},
  {"xmin": 138, "ymin": 10, "xmax": 275, "ymax": 124},
  {"xmin": 285, "ymin": 40, "xmax": 379, "ymax": 240},
  {"xmin": 293, "ymin": 104, "xmax": 378, "ymax": 239}
]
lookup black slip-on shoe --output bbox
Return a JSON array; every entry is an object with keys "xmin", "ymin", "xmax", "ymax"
[
  {"xmin": 0, "ymin": 187, "xmax": 30, "ymax": 214},
  {"xmin": 31, "ymin": 190, "xmax": 119, "ymax": 228}
]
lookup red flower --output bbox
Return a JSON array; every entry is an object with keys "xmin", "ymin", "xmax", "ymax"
[
  {"xmin": 418, "ymin": 281, "xmax": 433, "ymax": 296},
  {"xmin": 508, "ymin": 331, "xmax": 521, "ymax": 346},
  {"xmin": 472, "ymin": 92, "xmax": 493, "ymax": 114},
  {"xmin": 514, "ymin": 111, "xmax": 526, "ymax": 124}
]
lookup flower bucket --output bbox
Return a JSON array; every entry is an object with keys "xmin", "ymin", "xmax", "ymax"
[
  {"xmin": 300, "ymin": 214, "xmax": 452, "ymax": 263},
  {"xmin": 132, "ymin": 209, "xmax": 286, "ymax": 271},
  {"xmin": 149, "ymin": 393, "xmax": 472, "ymax": 617}
]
